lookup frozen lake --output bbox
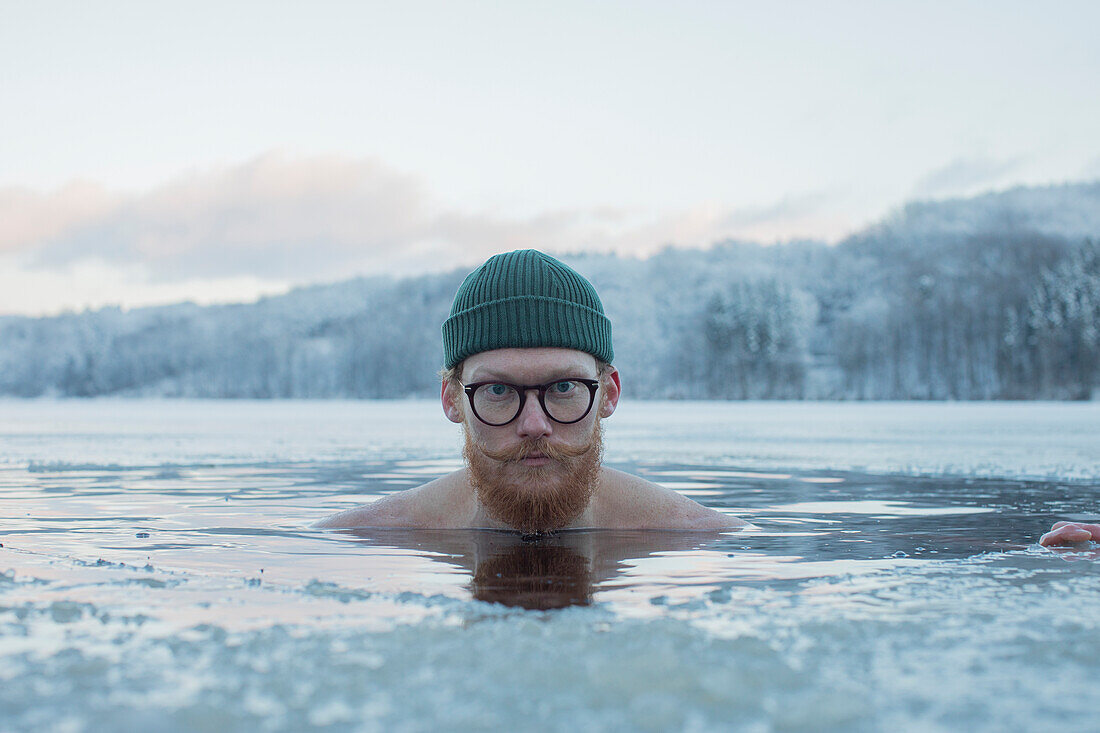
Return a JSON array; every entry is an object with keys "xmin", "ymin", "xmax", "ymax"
[{"xmin": 2, "ymin": 399, "xmax": 1099, "ymax": 731}]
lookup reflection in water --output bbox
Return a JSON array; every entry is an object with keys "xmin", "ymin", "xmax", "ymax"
[
  {"xmin": 342, "ymin": 528, "xmax": 731, "ymax": 610},
  {"xmin": 472, "ymin": 541, "xmax": 593, "ymax": 609}
]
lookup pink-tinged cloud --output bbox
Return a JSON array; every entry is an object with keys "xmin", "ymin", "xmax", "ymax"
[
  {"xmin": 3, "ymin": 152, "xmax": 843, "ymax": 285},
  {"xmin": 0, "ymin": 181, "xmax": 121, "ymax": 252}
]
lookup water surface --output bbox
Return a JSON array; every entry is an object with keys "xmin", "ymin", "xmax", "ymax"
[{"xmin": 2, "ymin": 399, "xmax": 1098, "ymax": 731}]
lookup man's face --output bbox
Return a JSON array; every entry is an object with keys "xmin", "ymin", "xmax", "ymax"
[{"xmin": 442, "ymin": 348, "xmax": 620, "ymax": 533}]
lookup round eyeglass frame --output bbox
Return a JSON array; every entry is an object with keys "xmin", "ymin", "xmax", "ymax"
[{"xmin": 462, "ymin": 378, "xmax": 601, "ymax": 426}]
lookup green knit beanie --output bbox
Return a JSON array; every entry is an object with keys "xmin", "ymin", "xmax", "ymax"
[{"xmin": 442, "ymin": 249, "xmax": 614, "ymax": 369}]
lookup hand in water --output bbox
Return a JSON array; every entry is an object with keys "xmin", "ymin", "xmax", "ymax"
[{"xmin": 1040, "ymin": 521, "xmax": 1100, "ymax": 547}]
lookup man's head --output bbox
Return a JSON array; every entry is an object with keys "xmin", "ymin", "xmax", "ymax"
[{"xmin": 439, "ymin": 250, "xmax": 620, "ymax": 532}]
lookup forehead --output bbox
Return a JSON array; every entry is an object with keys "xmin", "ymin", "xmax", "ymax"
[{"xmin": 462, "ymin": 348, "xmax": 598, "ymax": 382}]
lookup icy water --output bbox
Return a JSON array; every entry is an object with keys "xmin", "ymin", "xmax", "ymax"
[{"xmin": 2, "ymin": 399, "xmax": 1099, "ymax": 732}]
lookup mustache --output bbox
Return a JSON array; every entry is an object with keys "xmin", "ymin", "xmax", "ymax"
[{"xmin": 476, "ymin": 437, "xmax": 595, "ymax": 463}]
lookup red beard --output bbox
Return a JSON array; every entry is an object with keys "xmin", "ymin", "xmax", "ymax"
[{"xmin": 463, "ymin": 422, "xmax": 603, "ymax": 533}]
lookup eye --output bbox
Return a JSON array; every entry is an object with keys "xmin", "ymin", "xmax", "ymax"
[
  {"xmin": 549, "ymin": 380, "xmax": 577, "ymax": 394},
  {"xmin": 485, "ymin": 383, "xmax": 513, "ymax": 398}
]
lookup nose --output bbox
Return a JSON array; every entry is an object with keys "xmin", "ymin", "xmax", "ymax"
[{"xmin": 515, "ymin": 388, "xmax": 553, "ymax": 439}]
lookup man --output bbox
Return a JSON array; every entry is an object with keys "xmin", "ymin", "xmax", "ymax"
[
  {"xmin": 319, "ymin": 248, "xmax": 1094, "ymax": 546},
  {"xmin": 320, "ymin": 248, "xmax": 741, "ymax": 533}
]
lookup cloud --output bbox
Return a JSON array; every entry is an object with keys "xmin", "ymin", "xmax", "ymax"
[
  {"xmin": 0, "ymin": 152, "xmax": 854, "ymax": 313},
  {"xmin": 20, "ymin": 153, "xmax": 436, "ymax": 281},
  {"xmin": 427, "ymin": 195, "xmax": 844, "ymax": 265},
  {"xmin": 0, "ymin": 181, "xmax": 121, "ymax": 252},
  {"xmin": 9, "ymin": 153, "xmax": 615, "ymax": 282},
  {"xmin": 912, "ymin": 155, "xmax": 1024, "ymax": 198}
]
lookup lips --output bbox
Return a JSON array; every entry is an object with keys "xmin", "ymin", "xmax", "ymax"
[{"xmin": 521, "ymin": 452, "xmax": 550, "ymax": 466}]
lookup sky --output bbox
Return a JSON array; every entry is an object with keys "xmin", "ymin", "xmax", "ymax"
[{"xmin": 2, "ymin": 0, "xmax": 1098, "ymax": 315}]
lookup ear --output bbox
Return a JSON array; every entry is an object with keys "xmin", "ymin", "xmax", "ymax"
[
  {"xmin": 441, "ymin": 379, "xmax": 464, "ymax": 423},
  {"xmin": 598, "ymin": 367, "xmax": 621, "ymax": 418}
]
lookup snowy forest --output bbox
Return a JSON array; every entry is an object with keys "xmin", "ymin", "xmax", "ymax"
[{"xmin": 2, "ymin": 182, "xmax": 1098, "ymax": 400}]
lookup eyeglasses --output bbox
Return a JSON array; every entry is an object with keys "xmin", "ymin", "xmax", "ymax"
[{"xmin": 462, "ymin": 379, "xmax": 600, "ymax": 426}]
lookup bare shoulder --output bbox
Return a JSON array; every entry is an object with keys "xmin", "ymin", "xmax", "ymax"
[
  {"xmin": 593, "ymin": 467, "xmax": 747, "ymax": 530},
  {"xmin": 314, "ymin": 471, "xmax": 473, "ymax": 529}
]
